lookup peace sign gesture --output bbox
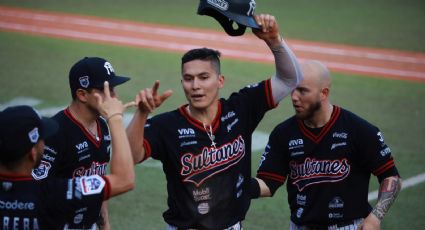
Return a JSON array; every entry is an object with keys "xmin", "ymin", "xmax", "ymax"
[
  {"xmin": 94, "ymin": 81, "xmax": 136, "ymax": 122},
  {"xmin": 135, "ymin": 80, "xmax": 173, "ymax": 113}
]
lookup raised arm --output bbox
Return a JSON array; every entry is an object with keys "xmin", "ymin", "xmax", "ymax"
[
  {"xmin": 253, "ymin": 14, "xmax": 303, "ymax": 103},
  {"xmin": 126, "ymin": 80, "xmax": 172, "ymax": 164},
  {"xmin": 360, "ymin": 176, "xmax": 402, "ymax": 229},
  {"xmin": 94, "ymin": 81, "xmax": 136, "ymax": 197}
]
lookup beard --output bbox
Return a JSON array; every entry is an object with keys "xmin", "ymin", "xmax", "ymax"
[{"xmin": 295, "ymin": 101, "xmax": 322, "ymax": 121}]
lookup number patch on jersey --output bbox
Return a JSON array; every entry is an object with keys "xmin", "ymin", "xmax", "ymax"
[{"xmin": 79, "ymin": 175, "xmax": 105, "ymax": 195}]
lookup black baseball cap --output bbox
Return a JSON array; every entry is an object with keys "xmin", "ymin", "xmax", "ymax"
[
  {"xmin": 198, "ymin": 0, "xmax": 260, "ymax": 36},
  {"xmin": 69, "ymin": 57, "xmax": 130, "ymax": 94},
  {"xmin": 0, "ymin": 105, "xmax": 58, "ymax": 163}
]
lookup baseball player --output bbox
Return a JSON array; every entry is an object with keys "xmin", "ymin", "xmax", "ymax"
[
  {"xmin": 126, "ymin": 14, "xmax": 303, "ymax": 229},
  {"xmin": 32, "ymin": 57, "xmax": 130, "ymax": 229},
  {"xmin": 253, "ymin": 60, "xmax": 402, "ymax": 230},
  {"xmin": 0, "ymin": 82, "xmax": 135, "ymax": 229}
]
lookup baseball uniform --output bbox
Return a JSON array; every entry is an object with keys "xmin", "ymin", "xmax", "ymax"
[
  {"xmin": 257, "ymin": 106, "xmax": 399, "ymax": 228},
  {"xmin": 32, "ymin": 108, "xmax": 111, "ymax": 227},
  {"xmin": 142, "ymin": 79, "xmax": 276, "ymax": 229},
  {"xmin": 0, "ymin": 174, "xmax": 110, "ymax": 229}
]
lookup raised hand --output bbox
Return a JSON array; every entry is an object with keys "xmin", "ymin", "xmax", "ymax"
[
  {"xmin": 252, "ymin": 14, "xmax": 282, "ymax": 47},
  {"xmin": 94, "ymin": 81, "xmax": 136, "ymax": 121},
  {"xmin": 135, "ymin": 80, "xmax": 173, "ymax": 113}
]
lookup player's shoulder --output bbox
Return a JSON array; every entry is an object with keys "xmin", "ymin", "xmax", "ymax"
[
  {"xmin": 338, "ymin": 106, "xmax": 379, "ymax": 135},
  {"xmin": 269, "ymin": 116, "xmax": 297, "ymax": 137},
  {"xmin": 147, "ymin": 108, "xmax": 181, "ymax": 124},
  {"xmin": 339, "ymin": 107, "xmax": 376, "ymax": 128},
  {"xmin": 275, "ymin": 115, "xmax": 298, "ymax": 131},
  {"xmin": 50, "ymin": 109, "xmax": 75, "ymax": 131}
]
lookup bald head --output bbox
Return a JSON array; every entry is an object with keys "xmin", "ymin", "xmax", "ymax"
[{"xmin": 300, "ymin": 60, "xmax": 331, "ymax": 89}]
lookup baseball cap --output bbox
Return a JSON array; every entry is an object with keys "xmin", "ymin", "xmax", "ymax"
[
  {"xmin": 198, "ymin": 0, "xmax": 260, "ymax": 36},
  {"xmin": 69, "ymin": 57, "xmax": 130, "ymax": 94},
  {"xmin": 0, "ymin": 105, "xmax": 58, "ymax": 163}
]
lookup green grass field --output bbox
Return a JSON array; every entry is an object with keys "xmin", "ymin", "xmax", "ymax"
[{"xmin": 0, "ymin": 1, "xmax": 424, "ymax": 229}]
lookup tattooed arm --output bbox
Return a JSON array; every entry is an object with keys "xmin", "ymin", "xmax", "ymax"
[{"xmin": 360, "ymin": 176, "xmax": 402, "ymax": 230}]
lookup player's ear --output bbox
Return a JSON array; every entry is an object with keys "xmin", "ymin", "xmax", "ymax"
[
  {"xmin": 218, "ymin": 74, "xmax": 225, "ymax": 89},
  {"xmin": 320, "ymin": 87, "xmax": 330, "ymax": 100},
  {"xmin": 75, "ymin": 88, "xmax": 89, "ymax": 102},
  {"xmin": 28, "ymin": 141, "xmax": 43, "ymax": 165}
]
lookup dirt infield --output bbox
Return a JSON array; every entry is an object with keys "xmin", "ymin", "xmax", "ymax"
[{"xmin": 1, "ymin": 5, "xmax": 425, "ymax": 82}]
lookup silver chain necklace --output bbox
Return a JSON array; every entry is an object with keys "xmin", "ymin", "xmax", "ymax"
[
  {"xmin": 203, "ymin": 123, "xmax": 216, "ymax": 149},
  {"xmin": 69, "ymin": 107, "xmax": 99, "ymax": 141}
]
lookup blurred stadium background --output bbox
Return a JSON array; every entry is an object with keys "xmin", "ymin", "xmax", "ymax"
[{"xmin": 0, "ymin": 0, "xmax": 424, "ymax": 229}]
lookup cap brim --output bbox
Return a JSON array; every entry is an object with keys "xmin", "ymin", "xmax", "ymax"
[
  {"xmin": 222, "ymin": 11, "xmax": 260, "ymax": 29},
  {"xmin": 108, "ymin": 76, "xmax": 131, "ymax": 87},
  {"xmin": 41, "ymin": 117, "xmax": 58, "ymax": 139},
  {"xmin": 92, "ymin": 76, "xmax": 131, "ymax": 88}
]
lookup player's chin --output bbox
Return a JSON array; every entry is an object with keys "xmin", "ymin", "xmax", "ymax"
[
  {"xmin": 189, "ymin": 102, "xmax": 207, "ymax": 110},
  {"xmin": 189, "ymin": 99, "xmax": 210, "ymax": 109},
  {"xmin": 294, "ymin": 109, "xmax": 307, "ymax": 119}
]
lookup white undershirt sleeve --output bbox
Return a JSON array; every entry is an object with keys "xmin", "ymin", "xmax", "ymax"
[{"xmin": 270, "ymin": 40, "xmax": 303, "ymax": 103}]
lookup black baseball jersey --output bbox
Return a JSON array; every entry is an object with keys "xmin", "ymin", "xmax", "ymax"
[
  {"xmin": 0, "ymin": 173, "xmax": 110, "ymax": 229},
  {"xmin": 142, "ymin": 80, "xmax": 276, "ymax": 230},
  {"xmin": 257, "ymin": 106, "xmax": 399, "ymax": 227},
  {"xmin": 32, "ymin": 108, "xmax": 111, "ymax": 180},
  {"xmin": 31, "ymin": 108, "xmax": 111, "ymax": 229}
]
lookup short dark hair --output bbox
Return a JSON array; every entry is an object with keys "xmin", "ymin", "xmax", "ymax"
[{"xmin": 181, "ymin": 48, "xmax": 221, "ymax": 74}]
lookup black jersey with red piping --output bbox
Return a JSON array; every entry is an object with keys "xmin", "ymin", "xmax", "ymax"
[
  {"xmin": 142, "ymin": 79, "xmax": 276, "ymax": 230},
  {"xmin": 32, "ymin": 108, "xmax": 111, "ymax": 180},
  {"xmin": 0, "ymin": 174, "xmax": 110, "ymax": 229},
  {"xmin": 257, "ymin": 106, "xmax": 399, "ymax": 227}
]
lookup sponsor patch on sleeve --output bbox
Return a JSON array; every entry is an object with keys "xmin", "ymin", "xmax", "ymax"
[{"xmin": 79, "ymin": 175, "xmax": 105, "ymax": 196}]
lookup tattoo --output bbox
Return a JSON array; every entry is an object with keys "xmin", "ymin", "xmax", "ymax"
[{"xmin": 371, "ymin": 176, "xmax": 402, "ymax": 221}]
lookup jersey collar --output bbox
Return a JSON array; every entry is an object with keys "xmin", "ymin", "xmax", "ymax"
[
  {"xmin": 297, "ymin": 105, "xmax": 341, "ymax": 144},
  {"xmin": 64, "ymin": 107, "xmax": 102, "ymax": 147},
  {"xmin": 178, "ymin": 101, "xmax": 222, "ymax": 133}
]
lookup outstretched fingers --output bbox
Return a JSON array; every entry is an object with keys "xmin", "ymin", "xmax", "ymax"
[
  {"xmin": 159, "ymin": 89, "xmax": 173, "ymax": 103},
  {"xmin": 124, "ymin": 101, "xmax": 137, "ymax": 109},
  {"xmin": 152, "ymin": 80, "xmax": 160, "ymax": 96}
]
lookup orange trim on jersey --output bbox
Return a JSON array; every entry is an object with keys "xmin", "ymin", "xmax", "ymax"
[
  {"xmin": 102, "ymin": 176, "xmax": 111, "ymax": 201},
  {"xmin": 265, "ymin": 79, "xmax": 277, "ymax": 109},
  {"xmin": 142, "ymin": 139, "xmax": 152, "ymax": 162},
  {"xmin": 257, "ymin": 171, "xmax": 286, "ymax": 183},
  {"xmin": 298, "ymin": 106, "xmax": 341, "ymax": 144},
  {"xmin": 178, "ymin": 102, "xmax": 222, "ymax": 133},
  {"xmin": 64, "ymin": 108, "xmax": 102, "ymax": 148},
  {"xmin": 373, "ymin": 159, "xmax": 395, "ymax": 176}
]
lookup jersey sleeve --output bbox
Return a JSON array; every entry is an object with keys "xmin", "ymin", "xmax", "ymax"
[
  {"xmin": 31, "ymin": 129, "xmax": 64, "ymax": 180},
  {"xmin": 143, "ymin": 116, "xmax": 162, "ymax": 161},
  {"xmin": 228, "ymin": 79, "xmax": 277, "ymax": 133},
  {"xmin": 353, "ymin": 118, "xmax": 399, "ymax": 182},
  {"xmin": 256, "ymin": 125, "xmax": 288, "ymax": 195},
  {"xmin": 41, "ymin": 175, "xmax": 109, "ymax": 228}
]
